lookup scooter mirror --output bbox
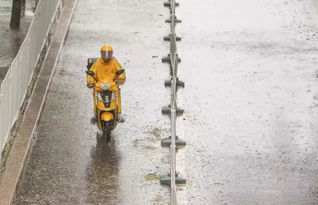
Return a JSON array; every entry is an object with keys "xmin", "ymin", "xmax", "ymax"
[
  {"xmin": 116, "ymin": 69, "xmax": 125, "ymax": 75},
  {"xmin": 86, "ymin": 71, "xmax": 95, "ymax": 76}
]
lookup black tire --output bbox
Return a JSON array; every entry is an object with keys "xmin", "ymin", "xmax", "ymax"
[{"xmin": 103, "ymin": 121, "xmax": 112, "ymax": 143}]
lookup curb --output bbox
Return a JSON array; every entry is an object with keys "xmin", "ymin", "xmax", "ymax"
[{"xmin": 0, "ymin": 0, "xmax": 78, "ymax": 204}]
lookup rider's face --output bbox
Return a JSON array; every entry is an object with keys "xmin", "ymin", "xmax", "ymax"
[{"xmin": 101, "ymin": 50, "xmax": 113, "ymax": 62}]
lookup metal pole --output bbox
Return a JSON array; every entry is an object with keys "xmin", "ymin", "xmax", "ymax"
[
  {"xmin": 170, "ymin": 0, "xmax": 178, "ymax": 202},
  {"xmin": 161, "ymin": 0, "xmax": 185, "ymax": 203}
]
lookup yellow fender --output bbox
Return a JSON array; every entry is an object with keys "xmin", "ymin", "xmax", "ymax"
[{"xmin": 101, "ymin": 112, "xmax": 114, "ymax": 121}]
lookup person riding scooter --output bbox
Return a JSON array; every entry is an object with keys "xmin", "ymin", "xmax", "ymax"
[{"xmin": 86, "ymin": 45, "xmax": 126, "ymax": 124}]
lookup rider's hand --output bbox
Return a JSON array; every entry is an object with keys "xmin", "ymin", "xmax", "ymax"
[{"xmin": 115, "ymin": 79, "xmax": 125, "ymax": 85}]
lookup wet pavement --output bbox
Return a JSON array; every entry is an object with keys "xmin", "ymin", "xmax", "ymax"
[
  {"xmin": 13, "ymin": 0, "xmax": 318, "ymax": 204},
  {"xmin": 0, "ymin": 0, "xmax": 35, "ymax": 83},
  {"xmin": 14, "ymin": 0, "xmax": 172, "ymax": 204},
  {"xmin": 178, "ymin": 0, "xmax": 318, "ymax": 204}
]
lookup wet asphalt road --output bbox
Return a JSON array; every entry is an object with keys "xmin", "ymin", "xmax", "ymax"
[
  {"xmin": 14, "ymin": 0, "xmax": 318, "ymax": 204},
  {"xmin": 179, "ymin": 0, "xmax": 318, "ymax": 204}
]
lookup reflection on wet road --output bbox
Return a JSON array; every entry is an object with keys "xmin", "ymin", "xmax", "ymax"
[{"xmin": 86, "ymin": 137, "xmax": 120, "ymax": 204}]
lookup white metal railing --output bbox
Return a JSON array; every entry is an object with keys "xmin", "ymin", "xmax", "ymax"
[
  {"xmin": 0, "ymin": 0, "xmax": 61, "ymax": 158},
  {"xmin": 164, "ymin": 0, "xmax": 184, "ymax": 204},
  {"xmin": 169, "ymin": 1, "xmax": 178, "ymax": 202}
]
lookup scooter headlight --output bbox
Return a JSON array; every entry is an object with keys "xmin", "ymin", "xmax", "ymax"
[{"xmin": 101, "ymin": 82, "xmax": 111, "ymax": 90}]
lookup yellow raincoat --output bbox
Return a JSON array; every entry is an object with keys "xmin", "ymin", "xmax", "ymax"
[{"xmin": 87, "ymin": 57, "xmax": 126, "ymax": 113}]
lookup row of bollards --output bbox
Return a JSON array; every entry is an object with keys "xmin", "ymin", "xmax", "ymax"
[{"xmin": 159, "ymin": 0, "xmax": 186, "ymax": 204}]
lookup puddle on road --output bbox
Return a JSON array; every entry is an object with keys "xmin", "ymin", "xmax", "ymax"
[
  {"xmin": 146, "ymin": 127, "xmax": 162, "ymax": 139},
  {"xmin": 133, "ymin": 127, "xmax": 165, "ymax": 149},
  {"xmin": 144, "ymin": 173, "xmax": 160, "ymax": 181}
]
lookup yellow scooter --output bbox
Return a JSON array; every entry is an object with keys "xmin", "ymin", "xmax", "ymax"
[{"xmin": 86, "ymin": 69, "xmax": 125, "ymax": 142}]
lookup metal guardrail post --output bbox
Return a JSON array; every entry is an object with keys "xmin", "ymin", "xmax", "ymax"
[{"xmin": 160, "ymin": 0, "xmax": 186, "ymax": 204}]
